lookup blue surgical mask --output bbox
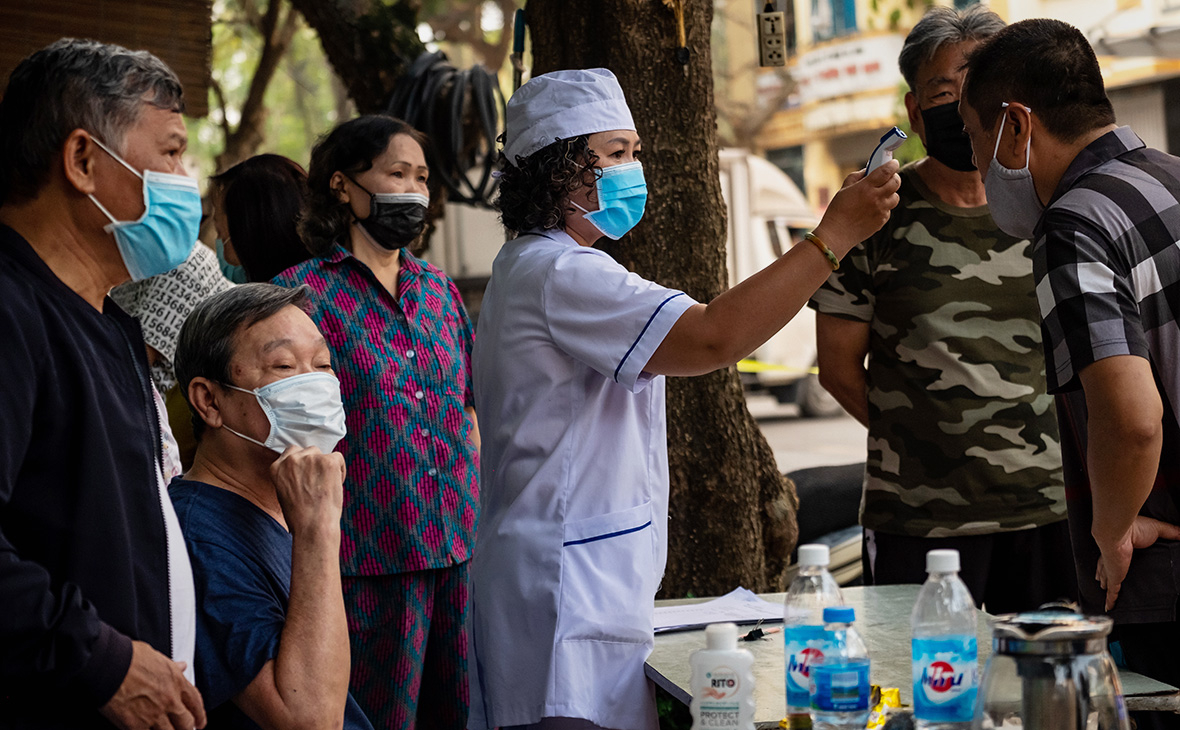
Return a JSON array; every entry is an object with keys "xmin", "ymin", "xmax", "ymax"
[
  {"xmin": 983, "ymin": 103, "xmax": 1044, "ymax": 240},
  {"xmin": 215, "ymin": 238, "xmax": 248, "ymax": 284},
  {"xmin": 222, "ymin": 372, "xmax": 348, "ymax": 455},
  {"xmin": 87, "ymin": 136, "xmax": 200, "ymax": 281},
  {"xmin": 573, "ymin": 161, "xmax": 648, "ymax": 240}
]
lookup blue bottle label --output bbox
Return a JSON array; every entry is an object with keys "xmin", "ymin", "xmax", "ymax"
[
  {"xmin": 785, "ymin": 625, "xmax": 827, "ymax": 707},
  {"xmin": 811, "ymin": 659, "xmax": 871, "ymax": 712},
  {"xmin": 912, "ymin": 635, "xmax": 978, "ymax": 722}
]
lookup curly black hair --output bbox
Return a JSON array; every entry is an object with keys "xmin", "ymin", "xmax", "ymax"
[{"xmin": 495, "ymin": 135, "xmax": 600, "ymax": 235}]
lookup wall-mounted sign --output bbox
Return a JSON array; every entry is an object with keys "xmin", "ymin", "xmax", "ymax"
[{"xmin": 794, "ymin": 34, "xmax": 905, "ymax": 104}]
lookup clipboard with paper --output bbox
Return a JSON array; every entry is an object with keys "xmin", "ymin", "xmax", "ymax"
[{"xmin": 654, "ymin": 587, "xmax": 802, "ymax": 634}]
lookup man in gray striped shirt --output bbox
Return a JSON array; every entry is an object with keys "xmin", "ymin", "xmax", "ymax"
[{"xmin": 962, "ymin": 19, "xmax": 1180, "ymax": 719}]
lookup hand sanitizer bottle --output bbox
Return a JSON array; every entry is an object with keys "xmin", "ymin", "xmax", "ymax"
[{"xmin": 690, "ymin": 622, "xmax": 756, "ymax": 730}]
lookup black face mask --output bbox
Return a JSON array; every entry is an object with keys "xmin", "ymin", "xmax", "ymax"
[
  {"xmin": 347, "ymin": 176, "xmax": 429, "ymax": 250},
  {"xmin": 920, "ymin": 101, "xmax": 976, "ymax": 172}
]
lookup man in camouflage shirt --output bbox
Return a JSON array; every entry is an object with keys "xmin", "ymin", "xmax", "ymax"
[{"xmin": 808, "ymin": 5, "xmax": 1076, "ymax": 612}]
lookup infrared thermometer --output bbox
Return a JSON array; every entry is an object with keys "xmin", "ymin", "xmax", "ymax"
[{"xmin": 865, "ymin": 127, "xmax": 907, "ymax": 174}]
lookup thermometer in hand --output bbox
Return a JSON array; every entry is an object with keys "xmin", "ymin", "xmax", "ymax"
[{"xmin": 865, "ymin": 127, "xmax": 907, "ymax": 174}]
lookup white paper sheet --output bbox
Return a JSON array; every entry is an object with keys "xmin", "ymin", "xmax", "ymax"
[{"xmin": 654, "ymin": 587, "xmax": 797, "ymax": 633}]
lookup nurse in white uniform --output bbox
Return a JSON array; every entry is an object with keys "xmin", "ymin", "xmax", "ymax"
[{"xmin": 468, "ymin": 68, "xmax": 900, "ymax": 730}]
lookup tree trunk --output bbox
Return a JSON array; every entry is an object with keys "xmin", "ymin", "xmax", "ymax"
[
  {"xmin": 527, "ymin": 0, "xmax": 798, "ymax": 597},
  {"xmin": 288, "ymin": 0, "xmax": 425, "ymax": 113}
]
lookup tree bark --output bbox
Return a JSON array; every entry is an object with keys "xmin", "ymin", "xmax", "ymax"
[
  {"xmin": 527, "ymin": 0, "xmax": 798, "ymax": 597},
  {"xmin": 289, "ymin": 0, "xmax": 425, "ymax": 113},
  {"xmin": 421, "ymin": 0, "xmax": 518, "ymax": 71}
]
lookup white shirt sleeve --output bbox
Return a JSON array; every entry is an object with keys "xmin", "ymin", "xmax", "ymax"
[{"xmin": 542, "ymin": 246, "xmax": 697, "ymax": 393}]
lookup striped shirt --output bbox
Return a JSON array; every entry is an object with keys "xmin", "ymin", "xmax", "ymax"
[
  {"xmin": 1035, "ymin": 126, "xmax": 1180, "ymax": 623},
  {"xmin": 273, "ymin": 244, "xmax": 478, "ymax": 575}
]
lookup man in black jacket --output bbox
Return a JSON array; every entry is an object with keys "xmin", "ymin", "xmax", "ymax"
[{"xmin": 0, "ymin": 39, "xmax": 205, "ymax": 729}]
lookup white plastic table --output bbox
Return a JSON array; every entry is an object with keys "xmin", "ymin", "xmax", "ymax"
[{"xmin": 646, "ymin": 585, "xmax": 1180, "ymax": 729}]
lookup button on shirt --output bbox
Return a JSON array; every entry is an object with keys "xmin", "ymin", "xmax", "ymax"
[
  {"xmin": 273, "ymin": 245, "xmax": 478, "ymax": 575},
  {"xmin": 468, "ymin": 230, "xmax": 697, "ymax": 730}
]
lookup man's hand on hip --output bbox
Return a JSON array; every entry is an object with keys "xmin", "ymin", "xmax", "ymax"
[
  {"xmin": 100, "ymin": 640, "xmax": 206, "ymax": 730},
  {"xmin": 1096, "ymin": 515, "xmax": 1180, "ymax": 611}
]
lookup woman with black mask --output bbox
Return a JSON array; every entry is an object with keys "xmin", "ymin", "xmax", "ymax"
[{"xmin": 272, "ymin": 114, "xmax": 480, "ymax": 730}]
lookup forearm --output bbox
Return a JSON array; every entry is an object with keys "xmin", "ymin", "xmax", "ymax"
[
  {"xmin": 814, "ymin": 313, "xmax": 871, "ymax": 427},
  {"xmin": 1080, "ymin": 356, "xmax": 1165, "ymax": 548},
  {"xmin": 652, "ymin": 241, "xmax": 837, "ymax": 376},
  {"xmin": 819, "ymin": 368, "xmax": 869, "ymax": 427},
  {"xmin": 646, "ymin": 163, "xmax": 898, "ymax": 378},
  {"xmin": 708, "ymin": 238, "xmax": 839, "ymax": 355},
  {"xmin": 1087, "ymin": 415, "xmax": 1162, "ymax": 546},
  {"xmin": 256, "ymin": 525, "xmax": 349, "ymax": 729}
]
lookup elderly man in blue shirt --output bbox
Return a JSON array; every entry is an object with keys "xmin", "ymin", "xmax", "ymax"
[{"xmin": 169, "ymin": 283, "xmax": 374, "ymax": 730}]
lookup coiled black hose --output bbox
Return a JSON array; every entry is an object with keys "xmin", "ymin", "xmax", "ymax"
[{"xmin": 387, "ymin": 50, "xmax": 504, "ymax": 208}]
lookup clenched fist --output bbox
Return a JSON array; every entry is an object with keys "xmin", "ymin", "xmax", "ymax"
[{"xmin": 270, "ymin": 446, "xmax": 346, "ymax": 538}]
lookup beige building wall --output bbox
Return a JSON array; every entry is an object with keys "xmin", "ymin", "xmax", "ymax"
[
  {"xmin": 753, "ymin": 0, "xmax": 924, "ymax": 212},
  {"xmin": 753, "ymin": 0, "xmax": 1180, "ymax": 213}
]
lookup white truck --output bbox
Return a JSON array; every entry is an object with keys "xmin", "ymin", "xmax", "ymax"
[
  {"xmin": 425, "ymin": 149, "xmax": 842, "ymax": 418},
  {"xmin": 719, "ymin": 149, "xmax": 842, "ymax": 418}
]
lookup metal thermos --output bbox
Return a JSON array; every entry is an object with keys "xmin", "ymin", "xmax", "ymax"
[{"xmin": 974, "ymin": 607, "xmax": 1130, "ymax": 730}]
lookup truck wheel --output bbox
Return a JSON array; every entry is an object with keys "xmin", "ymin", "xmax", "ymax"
[{"xmin": 797, "ymin": 373, "xmax": 844, "ymax": 418}]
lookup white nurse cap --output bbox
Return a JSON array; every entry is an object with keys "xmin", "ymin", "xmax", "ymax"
[{"xmin": 502, "ymin": 68, "xmax": 636, "ymax": 165}]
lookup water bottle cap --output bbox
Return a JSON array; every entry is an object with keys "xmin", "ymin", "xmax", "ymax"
[
  {"xmin": 797, "ymin": 544, "xmax": 830, "ymax": 567},
  {"xmin": 705, "ymin": 622, "xmax": 739, "ymax": 650},
  {"xmin": 824, "ymin": 606, "xmax": 855, "ymax": 623},
  {"xmin": 926, "ymin": 549, "xmax": 960, "ymax": 573}
]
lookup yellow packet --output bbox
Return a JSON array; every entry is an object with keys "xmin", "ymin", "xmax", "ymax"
[{"xmin": 867, "ymin": 686, "xmax": 902, "ymax": 729}]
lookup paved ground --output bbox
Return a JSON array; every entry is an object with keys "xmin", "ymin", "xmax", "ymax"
[{"xmin": 746, "ymin": 393, "xmax": 867, "ymax": 473}]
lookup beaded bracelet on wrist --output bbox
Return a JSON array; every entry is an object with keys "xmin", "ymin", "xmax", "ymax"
[{"xmin": 804, "ymin": 232, "xmax": 840, "ymax": 271}]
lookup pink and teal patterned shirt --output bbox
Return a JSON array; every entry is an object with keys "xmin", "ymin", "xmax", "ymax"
[{"xmin": 273, "ymin": 244, "xmax": 478, "ymax": 575}]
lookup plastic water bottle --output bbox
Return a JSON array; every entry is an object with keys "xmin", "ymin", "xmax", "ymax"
[
  {"xmin": 911, "ymin": 549, "xmax": 979, "ymax": 730},
  {"xmin": 784, "ymin": 544, "xmax": 845, "ymax": 729},
  {"xmin": 690, "ymin": 622, "xmax": 756, "ymax": 730},
  {"xmin": 809, "ymin": 606, "xmax": 871, "ymax": 730}
]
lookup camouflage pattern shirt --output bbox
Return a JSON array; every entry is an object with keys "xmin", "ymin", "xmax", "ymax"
[{"xmin": 808, "ymin": 163, "xmax": 1066, "ymax": 538}]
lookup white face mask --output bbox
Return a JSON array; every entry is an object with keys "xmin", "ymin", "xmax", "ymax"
[
  {"xmin": 222, "ymin": 372, "xmax": 348, "ymax": 454},
  {"xmin": 983, "ymin": 103, "xmax": 1044, "ymax": 239}
]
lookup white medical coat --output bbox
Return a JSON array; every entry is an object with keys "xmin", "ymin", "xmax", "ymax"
[{"xmin": 468, "ymin": 230, "xmax": 696, "ymax": 730}]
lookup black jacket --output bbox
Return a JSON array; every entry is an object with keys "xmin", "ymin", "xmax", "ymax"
[{"xmin": 0, "ymin": 225, "xmax": 174, "ymax": 727}]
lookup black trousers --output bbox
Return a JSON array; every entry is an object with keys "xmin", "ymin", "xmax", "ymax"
[{"xmin": 861, "ymin": 521, "xmax": 1079, "ymax": 614}]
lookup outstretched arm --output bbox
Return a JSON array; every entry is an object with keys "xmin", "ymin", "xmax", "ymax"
[{"xmin": 644, "ymin": 161, "xmax": 900, "ymax": 377}]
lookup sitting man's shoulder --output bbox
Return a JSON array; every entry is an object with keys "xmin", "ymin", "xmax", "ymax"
[{"xmin": 169, "ymin": 478, "xmax": 290, "ymax": 562}]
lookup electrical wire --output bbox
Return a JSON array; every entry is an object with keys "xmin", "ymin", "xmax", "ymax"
[{"xmin": 387, "ymin": 50, "xmax": 505, "ymax": 208}]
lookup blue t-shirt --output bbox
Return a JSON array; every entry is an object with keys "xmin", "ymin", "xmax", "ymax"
[{"xmin": 169, "ymin": 478, "xmax": 373, "ymax": 730}]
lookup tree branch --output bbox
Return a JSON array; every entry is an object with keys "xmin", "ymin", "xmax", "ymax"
[
  {"xmin": 216, "ymin": 0, "xmax": 302, "ymax": 171},
  {"xmin": 209, "ymin": 77, "xmax": 232, "ymax": 147},
  {"xmin": 289, "ymin": 0, "xmax": 425, "ymax": 113}
]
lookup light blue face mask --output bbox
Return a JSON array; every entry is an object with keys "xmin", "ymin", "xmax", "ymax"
[
  {"xmin": 573, "ymin": 161, "xmax": 648, "ymax": 240},
  {"xmin": 87, "ymin": 136, "xmax": 201, "ymax": 281},
  {"xmin": 222, "ymin": 371, "xmax": 348, "ymax": 455},
  {"xmin": 215, "ymin": 238, "xmax": 248, "ymax": 284}
]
